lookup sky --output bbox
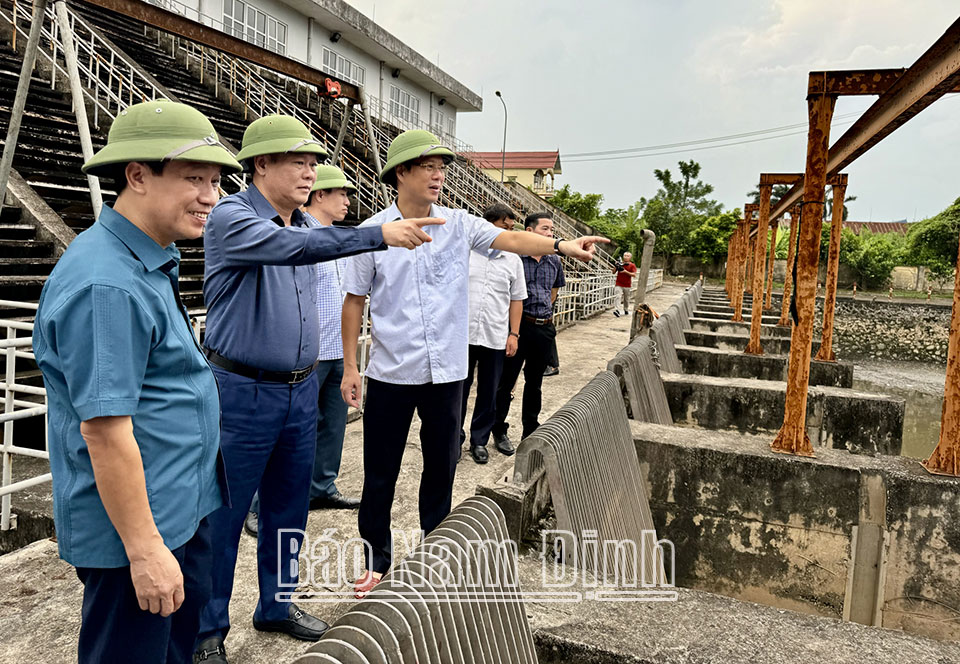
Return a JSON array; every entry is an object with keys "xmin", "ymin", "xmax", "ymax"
[{"xmin": 343, "ymin": 0, "xmax": 959, "ymax": 222}]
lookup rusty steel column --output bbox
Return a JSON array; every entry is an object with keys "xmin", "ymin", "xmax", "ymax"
[
  {"xmin": 924, "ymin": 240, "xmax": 960, "ymax": 476},
  {"xmin": 772, "ymin": 93, "xmax": 836, "ymax": 457},
  {"xmin": 745, "ymin": 236, "xmax": 755, "ymax": 294},
  {"xmin": 724, "ymin": 234, "xmax": 737, "ymax": 296},
  {"xmin": 730, "ymin": 216, "xmax": 748, "ymax": 321},
  {"xmin": 764, "ymin": 219, "xmax": 779, "ymax": 310},
  {"xmin": 732, "ymin": 205, "xmax": 757, "ymax": 321},
  {"xmin": 777, "ymin": 206, "xmax": 801, "ymax": 327},
  {"xmin": 745, "ymin": 185, "xmax": 772, "ymax": 355},
  {"xmin": 815, "ymin": 179, "xmax": 848, "ymax": 362}
]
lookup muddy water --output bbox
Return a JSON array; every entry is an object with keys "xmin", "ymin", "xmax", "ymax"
[{"xmin": 852, "ymin": 360, "xmax": 945, "ymax": 460}]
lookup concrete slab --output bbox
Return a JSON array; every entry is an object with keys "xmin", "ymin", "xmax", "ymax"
[
  {"xmin": 694, "ymin": 310, "xmax": 781, "ymax": 324},
  {"xmin": 687, "ymin": 316, "xmax": 792, "ymax": 338},
  {"xmin": 683, "ymin": 329, "xmax": 818, "ymax": 355},
  {"xmin": 522, "ymin": 558, "xmax": 960, "ymax": 663},
  {"xmin": 661, "ymin": 373, "xmax": 904, "ymax": 455},
  {"xmin": 676, "ymin": 345, "xmax": 854, "ymax": 387}
]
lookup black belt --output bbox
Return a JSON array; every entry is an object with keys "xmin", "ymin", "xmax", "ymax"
[
  {"xmin": 522, "ymin": 314, "xmax": 553, "ymax": 325},
  {"xmin": 203, "ymin": 348, "xmax": 318, "ymax": 384}
]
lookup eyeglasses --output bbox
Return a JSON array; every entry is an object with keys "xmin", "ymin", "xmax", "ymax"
[{"xmin": 413, "ymin": 162, "xmax": 448, "ymax": 174}]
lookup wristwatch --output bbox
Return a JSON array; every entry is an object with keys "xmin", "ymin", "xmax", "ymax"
[
  {"xmin": 553, "ymin": 238, "xmax": 566, "ymax": 255},
  {"xmin": 508, "ymin": 331, "xmax": 519, "ymax": 339}
]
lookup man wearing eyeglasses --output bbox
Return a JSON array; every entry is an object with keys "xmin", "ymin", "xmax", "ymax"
[
  {"xmin": 195, "ymin": 116, "xmax": 443, "ymax": 662},
  {"xmin": 340, "ymin": 130, "xmax": 609, "ymax": 597}
]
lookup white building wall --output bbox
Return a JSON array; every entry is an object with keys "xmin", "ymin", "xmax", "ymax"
[{"xmin": 159, "ymin": 0, "xmax": 462, "ymax": 146}]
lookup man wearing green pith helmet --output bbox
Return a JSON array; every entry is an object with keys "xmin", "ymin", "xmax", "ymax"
[
  {"xmin": 196, "ymin": 115, "xmax": 442, "ymax": 661},
  {"xmin": 33, "ymin": 100, "xmax": 240, "ymax": 663},
  {"xmin": 340, "ymin": 129, "xmax": 610, "ymax": 597}
]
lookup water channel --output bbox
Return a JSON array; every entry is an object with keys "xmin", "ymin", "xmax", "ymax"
[{"xmin": 852, "ymin": 360, "xmax": 946, "ymax": 460}]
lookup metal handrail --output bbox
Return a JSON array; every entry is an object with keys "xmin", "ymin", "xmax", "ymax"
[
  {"xmin": 179, "ymin": 41, "xmax": 386, "ymax": 213},
  {"xmin": 0, "ymin": 317, "xmax": 48, "ymax": 531},
  {"xmin": 1, "ymin": 1, "xmax": 246, "ymax": 192}
]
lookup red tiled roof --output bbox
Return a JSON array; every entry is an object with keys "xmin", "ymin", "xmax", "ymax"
[
  {"xmin": 461, "ymin": 151, "xmax": 561, "ymax": 172},
  {"xmin": 843, "ymin": 221, "xmax": 911, "ymax": 235}
]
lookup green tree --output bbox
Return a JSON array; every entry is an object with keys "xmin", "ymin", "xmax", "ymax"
[
  {"xmin": 843, "ymin": 229, "xmax": 904, "ymax": 289},
  {"xmin": 592, "ymin": 200, "xmax": 647, "ymax": 256},
  {"xmin": 641, "ymin": 160, "xmax": 722, "ymax": 255},
  {"xmin": 905, "ymin": 197, "xmax": 960, "ymax": 286},
  {"xmin": 746, "ymin": 184, "xmax": 792, "ymax": 209},
  {"xmin": 686, "ymin": 209, "xmax": 740, "ymax": 263},
  {"xmin": 548, "ymin": 184, "xmax": 604, "ymax": 222}
]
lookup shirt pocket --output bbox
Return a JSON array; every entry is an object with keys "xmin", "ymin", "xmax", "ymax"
[{"xmin": 430, "ymin": 246, "xmax": 465, "ymax": 283}]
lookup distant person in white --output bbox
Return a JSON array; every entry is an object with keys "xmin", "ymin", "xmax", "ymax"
[{"xmin": 461, "ymin": 204, "xmax": 528, "ymax": 464}]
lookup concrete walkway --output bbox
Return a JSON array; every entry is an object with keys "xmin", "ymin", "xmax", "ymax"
[{"xmin": 0, "ymin": 281, "xmax": 690, "ymax": 663}]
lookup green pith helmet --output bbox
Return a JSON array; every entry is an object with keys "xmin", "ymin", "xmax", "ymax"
[
  {"xmin": 311, "ymin": 164, "xmax": 356, "ymax": 192},
  {"xmin": 379, "ymin": 129, "xmax": 455, "ymax": 186},
  {"xmin": 235, "ymin": 114, "xmax": 328, "ymax": 172},
  {"xmin": 82, "ymin": 100, "xmax": 242, "ymax": 177}
]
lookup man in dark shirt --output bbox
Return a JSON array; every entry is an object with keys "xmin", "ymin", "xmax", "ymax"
[
  {"xmin": 196, "ymin": 115, "xmax": 441, "ymax": 660},
  {"xmin": 492, "ymin": 212, "xmax": 566, "ymax": 448}
]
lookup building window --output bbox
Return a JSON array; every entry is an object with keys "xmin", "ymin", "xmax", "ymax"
[
  {"xmin": 534, "ymin": 169, "xmax": 544, "ymax": 189},
  {"xmin": 389, "ymin": 85, "xmax": 420, "ymax": 125},
  {"xmin": 223, "ymin": 0, "xmax": 287, "ymax": 55},
  {"xmin": 431, "ymin": 107, "xmax": 445, "ymax": 136},
  {"xmin": 322, "ymin": 47, "xmax": 365, "ymax": 86}
]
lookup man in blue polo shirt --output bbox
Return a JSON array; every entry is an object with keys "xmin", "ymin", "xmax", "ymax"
[
  {"xmin": 197, "ymin": 116, "xmax": 441, "ymax": 659},
  {"xmin": 33, "ymin": 100, "xmax": 240, "ymax": 663}
]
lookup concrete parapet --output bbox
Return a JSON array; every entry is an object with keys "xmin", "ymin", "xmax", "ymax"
[
  {"xmin": 694, "ymin": 309, "xmax": 782, "ymax": 324},
  {"xmin": 676, "ymin": 344, "xmax": 854, "ymax": 387},
  {"xmin": 631, "ymin": 421, "xmax": 960, "ymax": 642},
  {"xmin": 683, "ymin": 329, "xmax": 820, "ymax": 355},
  {"xmin": 687, "ymin": 315, "xmax": 792, "ymax": 338},
  {"xmin": 661, "ymin": 373, "xmax": 904, "ymax": 455}
]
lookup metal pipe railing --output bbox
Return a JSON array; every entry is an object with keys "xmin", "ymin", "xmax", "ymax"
[{"xmin": 0, "ymin": 315, "xmax": 48, "ymax": 532}]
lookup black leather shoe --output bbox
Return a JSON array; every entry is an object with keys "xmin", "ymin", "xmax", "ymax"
[
  {"xmin": 253, "ymin": 604, "xmax": 329, "ymax": 641},
  {"xmin": 494, "ymin": 434, "xmax": 516, "ymax": 456},
  {"xmin": 493, "ymin": 432, "xmax": 514, "ymax": 456},
  {"xmin": 193, "ymin": 637, "xmax": 228, "ymax": 663},
  {"xmin": 309, "ymin": 491, "xmax": 361, "ymax": 510},
  {"xmin": 243, "ymin": 511, "xmax": 258, "ymax": 538},
  {"xmin": 543, "ymin": 366, "xmax": 559, "ymax": 377},
  {"xmin": 470, "ymin": 445, "xmax": 488, "ymax": 464}
]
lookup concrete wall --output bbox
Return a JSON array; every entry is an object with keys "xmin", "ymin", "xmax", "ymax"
[
  {"xmin": 676, "ymin": 345, "xmax": 854, "ymax": 388},
  {"xmin": 661, "ymin": 373, "xmax": 904, "ymax": 455},
  {"xmin": 632, "ymin": 422, "xmax": 960, "ymax": 642}
]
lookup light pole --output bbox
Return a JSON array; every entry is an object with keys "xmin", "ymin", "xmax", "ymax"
[{"xmin": 495, "ymin": 90, "xmax": 507, "ymax": 183}]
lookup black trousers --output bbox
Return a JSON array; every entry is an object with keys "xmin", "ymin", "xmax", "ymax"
[
  {"xmin": 493, "ymin": 320, "xmax": 557, "ymax": 440},
  {"xmin": 460, "ymin": 344, "xmax": 506, "ymax": 448},
  {"xmin": 359, "ymin": 378, "xmax": 464, "ymax": 574},
  {"xmin": 75, "ymin": 518, "xmax": 213, "ymax": 664}
]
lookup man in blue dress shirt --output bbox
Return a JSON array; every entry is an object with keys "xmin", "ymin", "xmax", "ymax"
[
  {"xmin": 197, "ymin": 116, "xmax": 441, "ymax": 658},
  {"xmin": 33, "ymin": 100, "xmax": 240, "ymax": 663},
  {"xmin": 244, "ymin": 165, "xmax": 361, "ymax": 539},
  {"xmin": 340, "ymin": 130, "xmax": 609, "ymax": 596}
]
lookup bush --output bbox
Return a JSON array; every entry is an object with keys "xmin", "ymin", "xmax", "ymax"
[{"xmin": 843, "ymin": 230, "xmax": 905, "ymax": 289}]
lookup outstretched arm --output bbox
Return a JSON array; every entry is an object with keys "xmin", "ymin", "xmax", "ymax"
[{"xmin": 490, "ymin": 232, "xmax": 610, "ymax": 262}]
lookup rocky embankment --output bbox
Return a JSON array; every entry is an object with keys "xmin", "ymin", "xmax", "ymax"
[{"xmin": 829, "ymin": 297, "xmax": 950, "ymax": 363}]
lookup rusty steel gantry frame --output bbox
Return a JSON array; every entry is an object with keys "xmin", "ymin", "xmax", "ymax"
[
  {"xmin": 766, "ymin": 19, "xmax": 960, "ymax": 466},
  {"xmin": 744, "ymin": 173, "xmax": 847, "ymax": 356}
]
